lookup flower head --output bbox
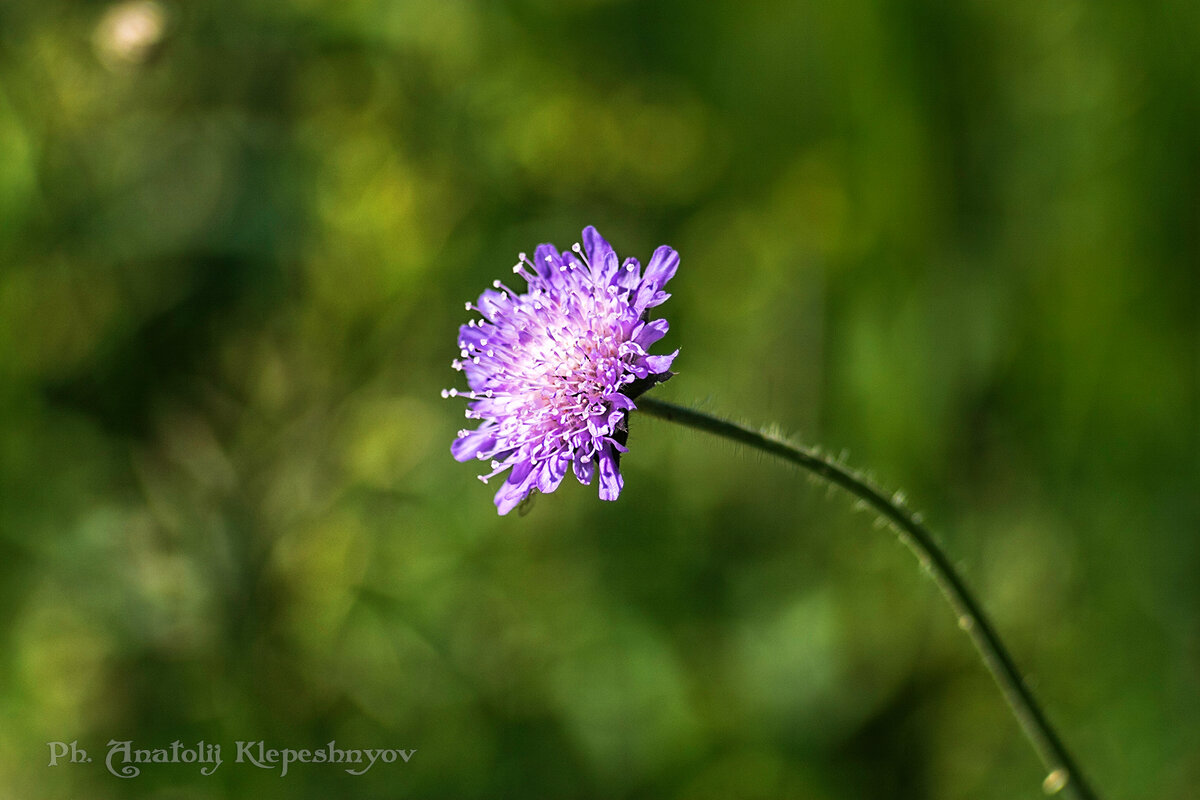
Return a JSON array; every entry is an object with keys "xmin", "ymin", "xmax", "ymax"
[{"xmin": 446, "ymin": 226, "xmax": 679, "ymax": 514}]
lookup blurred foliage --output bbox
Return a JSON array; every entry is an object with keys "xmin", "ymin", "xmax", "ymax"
[{"xmin": 0, "ymin": 0, "xmax": 1197, "ymax": 798}]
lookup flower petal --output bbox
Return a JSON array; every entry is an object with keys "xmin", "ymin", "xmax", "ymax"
[
  {"xmin": 643, "ymin": 350, "xmax": 679, "ymax": 375},
  {"xmin": 606, "ymin": 392, "xmax": 636, "ymax": 411},
  {"xmin": 451, "ymin": 425, "xmax": 497, "ymax": 462},
  {"xmin": 642, "ymin": 245, "xmax": 679, "ymax": 291},
  {"xmin": 573, "ymin": 456, "xmax": 596, "ymax": 486},
  {"xmin": 616, "ymin": 257, "xmax": 641, "ymax": 290},
  {"xmin": 537, "ymin": 456, "xmax": 569, "ymax": 494},
  {"xmin": 597, "ymin": 445, "xmax": 623, "ymax": 501},
  {"xmin": 476, "ymin": 289, "xmax": 510, "ymax": 321},
  {"xmin": 458, "ymin": 323, "xmax": 489, "ymax": 349},
  {"xmin": 533, "ymin": 243, "xmax": 565, "ymax": 284},
  {"xmin": 633, "ymin": 318, "xmax": 669, "ymax": 348},
  {"xmin": 494, "ymin": 461, "xmax": 537, "ymax": 515},
  {"xmin": 583, "ymin": 225, "xmax": 619, "ymax": 285},
  {"xmin": 640, "ymin": 290, "xmax": 671, "ymax": 310}
]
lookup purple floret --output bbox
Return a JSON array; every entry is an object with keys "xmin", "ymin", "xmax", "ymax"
[{"xmin": 445, "ymin": 226, "xmax": 679, "ymax": 514}]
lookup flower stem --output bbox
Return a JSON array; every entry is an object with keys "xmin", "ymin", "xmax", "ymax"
[{"xmin": 637, "ymin": 396, "xmax": 1098, "ymax": 800}]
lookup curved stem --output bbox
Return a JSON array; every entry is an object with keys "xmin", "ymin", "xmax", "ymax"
[{"xmin": 637, "ymin": 396, "xmax": 1098, "ymax": 800}]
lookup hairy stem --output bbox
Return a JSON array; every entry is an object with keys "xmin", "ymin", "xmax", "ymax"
[{"xmin": 637, "ymin": 396, "xmax": 1097, "ymax": 800}]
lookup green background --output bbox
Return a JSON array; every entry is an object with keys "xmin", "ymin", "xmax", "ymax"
[{"xmin": 1, "ymin": 0, "xmax": 1196, "ymax": 797}]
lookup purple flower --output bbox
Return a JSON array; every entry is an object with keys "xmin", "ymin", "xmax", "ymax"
[{"xmin": 445, "ymin": 226, "xmax": 679, "ymax": 514}]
